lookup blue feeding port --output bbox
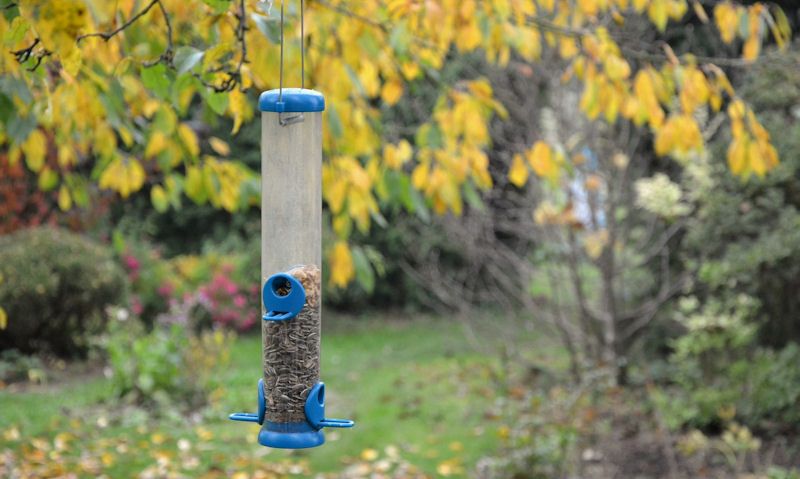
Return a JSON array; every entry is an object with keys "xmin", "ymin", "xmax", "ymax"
[{"xmin": 262, "ymin": 273, "xmax": 306, "ymax": 322}]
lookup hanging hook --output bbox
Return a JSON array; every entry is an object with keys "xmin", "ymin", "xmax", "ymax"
[{"xmin": 277, "ymin": 0, "xmax": 307, "ymax": 126}]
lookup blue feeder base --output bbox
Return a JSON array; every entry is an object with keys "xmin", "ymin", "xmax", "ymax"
[{"xmin": 258, "ymin": 421, "xmax": 325, "ymax": 449}]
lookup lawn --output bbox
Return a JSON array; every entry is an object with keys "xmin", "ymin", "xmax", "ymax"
[{"xmin": 0, "ymin": 314, "xmax": 542, "ymax": 478}]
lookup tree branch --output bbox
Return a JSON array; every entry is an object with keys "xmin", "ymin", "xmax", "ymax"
[
  {"xmin": 11, "ymin": 38, "xmax": 51, "ymax": 71},
  {"xmin": 77, "ymin": 0, "xmax": 160, "ymax": 43}
]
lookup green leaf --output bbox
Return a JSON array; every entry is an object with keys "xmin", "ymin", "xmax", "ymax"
[
  {"xmin": 410, "ymin": 188, "xmax": 431, "ymax": 222},
  {"xmin": 389, "ymin": 22, "xmax": 410, "ymax": 56},
  {"xmin": 111, "ymin": 229, "xmax": 126, "ymax": 254},
  {"xmin": 357, "ymin": 31, "xmax": 381, "ymax": 58},
  {"xmin": 251, "ymin": 13, "xmax": 281, "ymax": 44},
  {"xmin": 327, "ymin": 103, "xmax": 344, "ymax": 139},
  {"xmin": 137, "ymin": 373, "xmax": 155, "ymax": 393},
  {"xmin": 385, "ymin": 170, "xmax": 414, "ymax": 211},
  {"xmin": 37, "ymin": 168, "xmax": 58, "ymax": 191},
  {"xmin": 141, "ymin": 64, "xmax": 171, "ymax": 99},
  {"xmin": 0, "ymin": 76, "xmax": 32, "ymax": 104},
  {"xmin": 415, "ymin": 123, "xmax": 443, "ymax": 149},
  {"xmin": 67, "ymin": 176, "xmax": 90, "ymax": 207},
  {"xmin": 463, "ymin": 181, "xmax": 485, "ymax": 211},
  {"xmin": 173, "ymin": 46, "xmax": 205, "ymax": 74},
  {"xmin": 6, "ymin": 113, "xmax": 36, "ymax": 143},
  {"xmin": 739, "ymin": 10, "xmax": 750, "ymax": 39},
  {"xmin": 352, "ymin": 246, "xmax": 376, "ymax": 294},
  {"xmin": 0, "ymin": 93, "xmax": 13, "ymax": 124},
  {"xmin": 201, "ymin": 0, "xmax": 232, "ymax": 14},
  {"xmin": 151, "ymin": 185, "xmax": 169, "ymax": 213},
  {"xmin": 3, "ymin": 16, "xmax": 29, "ymax": 46},
  {"xmin": 206, "ymin": 90, "xmax": 229, "ymax": 115}
]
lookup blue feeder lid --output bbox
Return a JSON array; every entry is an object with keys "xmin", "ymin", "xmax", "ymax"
[{"xmin": 259, "ymin": 88, "xmax": 325, "ymax": 113}]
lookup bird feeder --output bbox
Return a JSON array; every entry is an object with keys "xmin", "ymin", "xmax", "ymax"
[{"xmin": 228, "ymin": 89, "xmax": 353, "ymax": 448}]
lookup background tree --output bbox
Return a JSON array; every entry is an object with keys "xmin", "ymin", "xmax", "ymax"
[{"xmin": 0, "ymin": 0, "xmax": 791, "ymax": 332}]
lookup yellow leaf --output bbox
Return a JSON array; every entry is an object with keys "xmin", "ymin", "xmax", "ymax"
[
  {"xmin": 360, "ymin": 448, "xmax": 379, "ymax": 461},
  {"xmin": 604, "ymin": 55, "xmax": 631, "ymax": 81},
  {"xmin": 384, "ymin": 140, "xmax": 413, "ymax": 169},
  {"xmin": 327, "ymin": 179, "xmax": 347, "ymax": 214},
  {"xmin": 526, "ymin": 141, "xmax": 559, "ymax": 182},
  {"xmin": 412, "ymin": 162, "xmax": 429, "ymax": 190},
  {"xmin": 559, "ymin": 37, "xmax": 579, "ymax": 59},
  {"xmin": 23, "ymin": 130, "xmax": 47, "ymax": 173},
  {"xmin": 61, "ymin": 47, "xmax": 82, "ymax": 76},
  {"xmin": 456, "ymin": 20, "xmax": 482, "ymax": 51},
  {"xmin": 196, "ymin": 427, "xmax": 213, "ymax": 441},
  {"xmin": 583, "ymin": 229, "xmax": 609, "ymax": 259},
  {"xmin": 99, "ymin": 158, "xmax": 146, "ymax": 198},
  {"xmin": 332, "ymin": 215, "xmax": 352, "ymax": 238},
  {"xmin": 692, "ymin": 1, "xmax": 709, "ymax": 23},
  {"xmin": 742, "ymin": 36, "xmax": 760, "ymax": 62},
  {"xmin": 648, "ymin": 0, "xmax": 669, "ymax": 32},
  {"xmin": 679, "ymin": 67, "xmax": 710, "ymax": 113},
  {"xmin": 185, "ymin": 165, "xmax": 207, "ymax": 203},
  {"xmin": 748, "ymin": 140, "xmax": 767, "ymax": 177},
  {"xmin": 727, "ymin": 136, "xmax": 749, "ymax": 175},
  {"xmin": 578, "ymin": 0, "xmax": 600, "ymax": 17},
  {"xmin": 209, "ymin": 137, "xmax": 230, "ymax": 156},
  {"xmin": 178, "ymin": 124, "xmax": 200, "ymax": 158},
  {"xmin": 58, "ymin": 185, "xmax": 72, "ymax": 211},
  {"xmin": 358, "ymin": 62, "xmax": 381, "ymax": 97},
  {"xmin": 714, "ymin": 2, "xmax": 739, "ymax": 44},
  {"xmin": 633, "ymin": 69, "xmax": 664, "ymax": 128},
  {"xmin": 145, "ymin": 132, "xmax": 168, "ymax": 159},
  {"xmin": 151, "ymin": 185, "xmax": 169, "ymax": 212},
  {"xmin": 0, "ymin": 306, "xmax": 7, "ymax": 330},
  {"xmin": 329, "ymin": 241, "xmax": 355, "ymax": 288},
  {"xmin": 508, "ymin": 153, "xmax": 529, "ymax": 187},
  {"xmin": 228, "ymin": 88, "xmax": 251, "ymax": 134},
  {"xmin": 381, "ymin": 79, "xmax": 404, "ymax": 106}
]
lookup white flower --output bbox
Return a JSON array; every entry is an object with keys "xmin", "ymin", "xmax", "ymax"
[{"xmin": 635, "ymin": 173, "xmax": 690, "ymax": 218}]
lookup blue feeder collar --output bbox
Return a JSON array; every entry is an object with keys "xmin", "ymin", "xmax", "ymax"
[{"xmin": 259, "ymin": 88, "xmax": 325, "ymax": 113}]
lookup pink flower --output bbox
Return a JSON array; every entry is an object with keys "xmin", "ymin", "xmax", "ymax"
[
  {"xmin": 233, "ymin": 295, "xmax": 246, "ymax": 308},
  {"xmin": 239, "ymin": 317, "xmax": 256, "ymax": 332},
  {"xmin": 123, "ymin": 254, "xmax": 140, "ymax": 273},
  {"xmin": 131, "ymin": 296, "xmax": 143, "ymax": 316},
  {"xmin": 157, "ymin": 281, "xmax": 174, "ymax": 298}
]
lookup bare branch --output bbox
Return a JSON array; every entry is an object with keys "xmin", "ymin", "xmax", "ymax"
[
  {"xmin": 77, "ymin": 0, "xmax": 160, "ymax": 43},
  {"xmin": 143, "ymin": 0, "xmax": 175, "ymax": 66},
  {"xmin": 11, "ymin": 38, "xmax": 51, "ymax": 71}
]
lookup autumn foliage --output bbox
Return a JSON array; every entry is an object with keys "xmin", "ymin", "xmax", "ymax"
[{"xmin": 0, "ymin": 0, "xmax": 792, "ymax": 287}]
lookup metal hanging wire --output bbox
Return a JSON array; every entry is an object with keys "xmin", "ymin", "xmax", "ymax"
[
  {"xmin": 278, "ymin": 0, "xmax": 305, "ymax": 101},
  {"xmin": 278, "ymin": 0, "xmax": 306, "ymax": 125}
]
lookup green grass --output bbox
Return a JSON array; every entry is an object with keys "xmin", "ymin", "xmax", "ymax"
[{"xmin": 0, "ymin": 315, "xmax": 541, "ymax": 477}]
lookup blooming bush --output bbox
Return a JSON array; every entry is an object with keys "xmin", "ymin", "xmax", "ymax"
[
  {"xmin": 116, "ymin": 236, "xmax": 261, "ymax": 332},
  {"xmin": 158, "ymin": 267, "xmax": 260, "ymax": 333}
]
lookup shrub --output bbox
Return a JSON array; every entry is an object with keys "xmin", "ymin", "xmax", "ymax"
[
  {"xmin": 0, "ymin": 349, "xmax": 46, "ymax": 385},
  {"xmin": 105, "ymin": 317, "xmax": 232, "ymax": 408},
  {"xmin": 652, "ymin": 295, "xmax": 800, "ymax": 431},
  {"xmin": 686, "ymin": 49, "xmax": 800, "ymax": 346},
  {"xmin": 0, "ymin": 227, "xmax": 126, "ymax": 357}
]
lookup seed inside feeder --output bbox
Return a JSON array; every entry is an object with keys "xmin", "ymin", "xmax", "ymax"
[{"xmin": 262, "ymin": 264, "xmax": 321, "ymax": 423}]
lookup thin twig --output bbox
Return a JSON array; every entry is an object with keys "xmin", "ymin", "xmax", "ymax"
[
  {"xmin": 11, "ymin": 38, "xmax": 39, "ymax": 63},
  {"xmin": 146, "ymin": 0, "xmax": 175, "ymax": 66},
  {"xmin": 77, "ymin": 0, "xmax": 160, "ymax": 42}
]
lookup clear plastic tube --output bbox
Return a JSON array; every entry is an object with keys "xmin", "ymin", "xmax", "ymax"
[{"xmin": 263, "ymin": 264, "xmax": 321, "ymax": 423}]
